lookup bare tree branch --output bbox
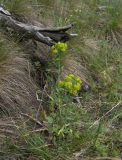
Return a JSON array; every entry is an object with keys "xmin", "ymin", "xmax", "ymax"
[{"xmin": 0, "ymin": 6, "xmax": 77, "ymax": 46}]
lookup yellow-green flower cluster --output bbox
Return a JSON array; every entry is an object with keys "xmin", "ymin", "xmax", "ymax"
[
  {"xmin": 58, "ymin": 74, "xmax": 83, "ymax": 95},
  {"xmin": 51, "ymin": 42, "xmax": 68, "ymax": 54}
]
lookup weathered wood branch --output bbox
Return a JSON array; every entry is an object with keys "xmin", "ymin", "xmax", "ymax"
[{"xmin": 0, "ymin": 6, "xmax": 77, "ymax": 46}]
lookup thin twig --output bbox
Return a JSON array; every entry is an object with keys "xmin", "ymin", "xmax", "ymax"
[
  {"xmin": 22, "ymin": 128, "xmax": 48, "ymax": 137},
  {"xmin": 0, "ymin": 128, "xmax": 14, "ymax": 134},
  {"xmin": 0, "ymin": 122, "xmax": 15, "ymax": 127},
  {"xmin": 95, "ymin": 157, "xmax": 121, "ymax": 160},
  {"xmin": 21, "ymin": 113, "xmax": 44, "ymax": 127},
  {"xmin": 89, "ymin": 101, "xmax": 122, "ymax": 128},
  {"xmin": 111, "ymin": 30, "xmax": 119, "ymax": 45},
  {"xmin": 29, "ymin": 128, "xmax": 48, "ymax": 133}
]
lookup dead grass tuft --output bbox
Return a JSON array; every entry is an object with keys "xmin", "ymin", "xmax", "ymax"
[{"xmin": 0, "ymin": 56, "xmax": 39, "ymax": 117}]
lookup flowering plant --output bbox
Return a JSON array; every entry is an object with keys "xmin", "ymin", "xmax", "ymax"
[
  {"xmin": 51, "ymin": 42, "xmax": 68, "ymax": 55},
  {"xmin": 58, "ymin": 74, "xmax": 83, "ymax": 95},
  {"xmin": 50, "ymin": 42, "xmax": 68, "ymax": 73}
]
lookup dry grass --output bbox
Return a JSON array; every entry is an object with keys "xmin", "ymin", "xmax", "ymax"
[
  {"xmin": 0, "ymin": 54, "xmax": 40, "ymax": 150},
  {"xmin": 0, "ymin": 56, "xmax": 39, "ymax": 117},
  {"xmin": 62, "ymin": 57, "xmax": 90, "ymax": 84},
  {"xmin": 0, "ymin": 12, "xmax": 51, "ymax": 118}
]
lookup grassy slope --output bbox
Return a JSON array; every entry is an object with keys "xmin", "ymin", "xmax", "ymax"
[{"xmin": 0, "ymin": 0, "xmax": 122, "ymax": 159}]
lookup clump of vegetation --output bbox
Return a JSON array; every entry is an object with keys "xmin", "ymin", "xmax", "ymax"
[
  {"xmin": 0, "ymin": 0, "xmax": 33, "ymax": 16},
  {"xmin": 0, "ymin": 33, "xmax": 18, "ymax": 65},
  {"xmin": 0, "ymin": 39, "xmax": 8, "ymax": 64}
]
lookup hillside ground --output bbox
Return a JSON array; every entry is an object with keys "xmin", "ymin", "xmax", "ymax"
[{"xmin": 0, "ymin": 0, "xmax": 122, "ymax": 160}]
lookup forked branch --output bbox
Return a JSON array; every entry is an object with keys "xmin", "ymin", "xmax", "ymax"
[{"xmin": 0, "ymin": 6, "xmax": 77, "ymax": 46}]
